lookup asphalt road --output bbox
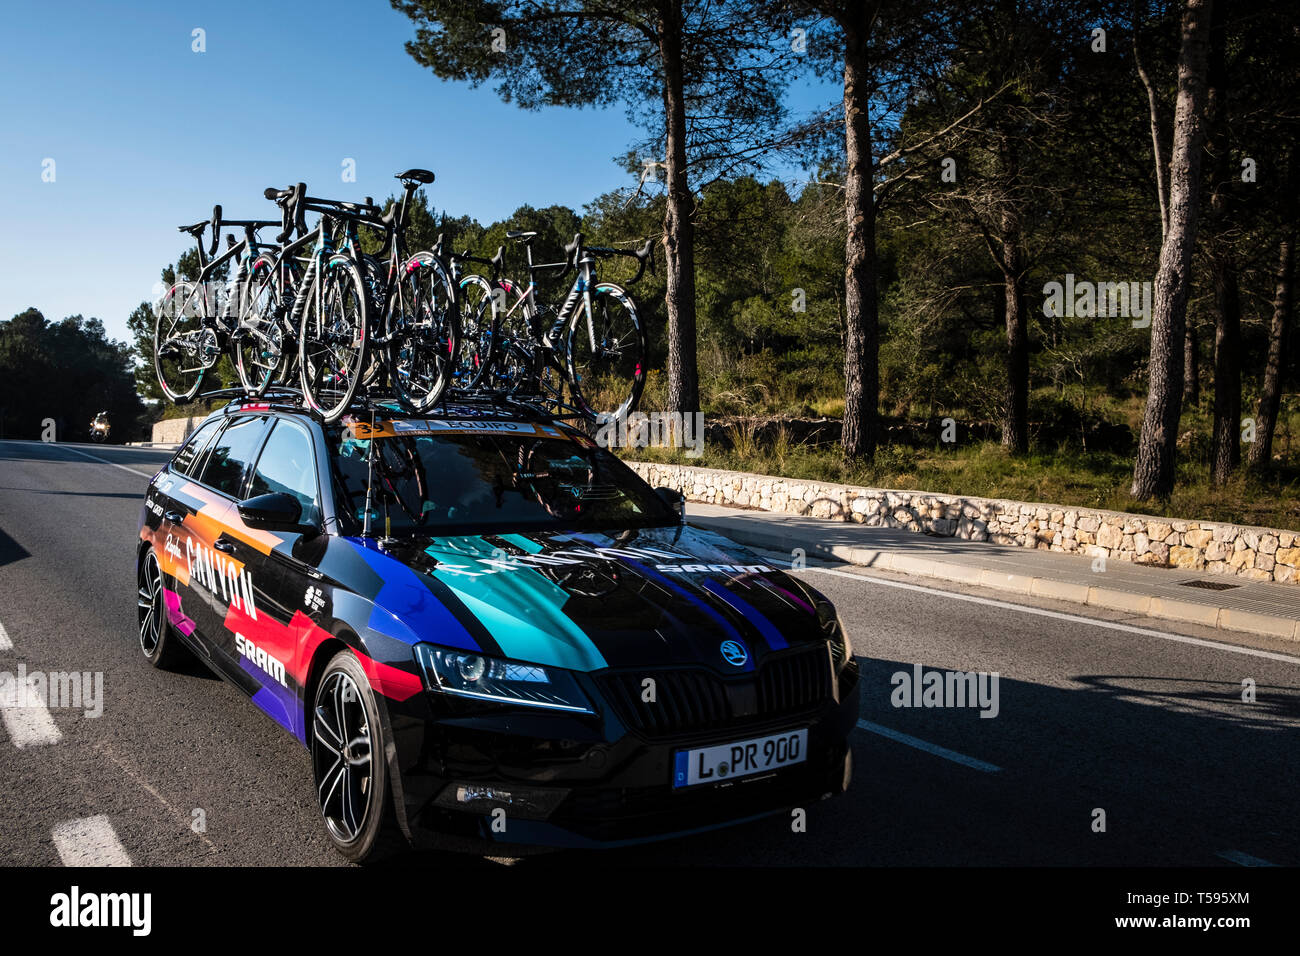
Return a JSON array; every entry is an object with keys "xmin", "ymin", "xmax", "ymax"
[{"xmin": 1, "ymin": 439, "xmax": 1297, "ymax": 867}]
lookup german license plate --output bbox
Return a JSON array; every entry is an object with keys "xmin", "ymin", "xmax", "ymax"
[{"xmin": 672, "ymin": 728, "xmax": 808, "ymax": 788}]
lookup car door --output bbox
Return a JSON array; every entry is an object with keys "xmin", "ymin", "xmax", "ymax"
[
  {"xmin": 185, "ymin": 413, "xmax": 271, "ymax": 669},
  {"xmin": 219, "ymin": 416, "xmax": 327, "ymax": 738},
  {"xmin": 151, "ymin": 417, "xmax": 226, "ymax": 657}
]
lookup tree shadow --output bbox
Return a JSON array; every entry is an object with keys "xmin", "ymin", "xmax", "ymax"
[
  {"xmin": 455, "ymin": 653, "xmax": 1300, "ymax": 867},
  {"xmin": 0, "ymin": 525, "xmax": 30, "ymax": 568}
]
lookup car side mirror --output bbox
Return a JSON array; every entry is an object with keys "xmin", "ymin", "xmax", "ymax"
[
  {"xmin": 654, "ymin": 487, "xmax": 685, "ymax": 523},
  {"xmin": 238, "ymin": 492, "xmax": 315, "ymax": 533}
]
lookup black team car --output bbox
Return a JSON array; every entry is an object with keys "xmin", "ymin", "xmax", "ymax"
[{"xmin": 136, "ymin": 396, "xmax": 859, "ymax": 861}]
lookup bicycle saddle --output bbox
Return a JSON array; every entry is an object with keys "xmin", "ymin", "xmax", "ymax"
[
  {"xmin": 396, "ymin": 169, "xmax": 435, "ymax": 184},
  {"xmin": 506, "ymin": 230, "xmax": 538, "ymax": 243}
]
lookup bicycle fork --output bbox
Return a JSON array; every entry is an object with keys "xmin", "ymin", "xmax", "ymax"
[{"xmin": 545, "ymin": 260, "xmax": 597, "ymax": 351}]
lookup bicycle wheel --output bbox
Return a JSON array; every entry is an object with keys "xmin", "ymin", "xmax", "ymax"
[
  {"xmin": 456, "ymin": 273, "xmax": 498, "ymax": 391},
  {"xmin": 298, "ymin": 254, "xmax": 369, "ymax": 422},
  {"xmin": 235, "ymin": 256, "xmax": 289, "ymax": 396},
  {"xmin": 565, "ymin": 282, "xmax": 647, "ymax": 421},
  {"xmin": 488, "ymin": 279, "xmax": 535, "ymax": 394},
  {"xmin": 359, "ymin": 255, "xmax": 388, "ymax": 391},
  {"xmin": 388, "ymin": 252, "xmax": 459, "ymax": 413},
  {"xmin": 153, "ymin": 281, "xmax": 213, "ymax": 403}
]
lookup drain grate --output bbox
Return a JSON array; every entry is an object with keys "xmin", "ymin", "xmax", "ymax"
[{"xmin": 1179, "ymin": 579, "xmax": 1241, "ymax": 591}]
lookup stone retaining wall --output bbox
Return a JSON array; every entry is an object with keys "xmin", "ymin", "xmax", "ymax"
[
  {"xmin": 150, "ymin": 415, "xmax": 207, "ymax": 445},
  {"xmin": 628, "ymin": 461, "xmax": 1300, "ymax": 585}
]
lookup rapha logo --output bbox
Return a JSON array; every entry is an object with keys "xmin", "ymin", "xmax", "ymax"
[{"xmin": 164, "ymin": 534, "xmax": 183, "ymax": 562}]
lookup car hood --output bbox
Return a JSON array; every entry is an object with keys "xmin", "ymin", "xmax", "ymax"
[{"xmin": 344, "ymin": 525, "xmax": 829, "ymax": 674}]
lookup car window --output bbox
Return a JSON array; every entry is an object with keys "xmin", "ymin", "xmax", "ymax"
[
  {"xmin": 248, "ymin": 420, "xmax": 320, "ymax": 524},
  {"xmin": 197, "ymin": 416, "xmax": 268, "ymax": 497},
  {"xmin": 171, "ymin": 419, "xmax": 222, "ymax": 476}
]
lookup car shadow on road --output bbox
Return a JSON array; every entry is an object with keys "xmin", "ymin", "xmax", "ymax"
[
  {"xmin": 0, "ymin": 487, "xmax": 145, "ymax": 499},
  {"xmin": 421, "ymin": 653, "xmax": 1300, "ymax": 868}
]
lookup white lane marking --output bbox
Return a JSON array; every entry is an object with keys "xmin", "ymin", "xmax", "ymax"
[
  {"xmin": 1217, "ymin": 849, "xmax": 1277, "ymax": 867},
  {"xmin": 0, "ymin": 681, "xmax": 63, "ymax": 748},
  {"xmin": 52, "ymin": 816, "xmax": 132, "ymax": 867},
  {"xmin": 856, "ymin": 719, "xmax": 1002, "ymax": 773},
  {"xmin": 0, "ymin": 620, "xmax": 11, "ymax": 650},
  {"xmin": 2, "ymin": 440, "xmax": 156, "ymax": 478},
  {"xmin": 795, "ymin": 564, "xmax": 1300, "ymax": 666}
]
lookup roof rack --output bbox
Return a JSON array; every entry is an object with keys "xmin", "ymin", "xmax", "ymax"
[
  {"xmin": 337, "ymin": 386, "xmax": 575, "ymax": 425},
  {"xmin": 198, "ymin": 385, "xmax": 306, "ymax": 402},
  {"xmin": 187, "ymin": 384, "xmax": 591, "ymax": 428},
  {"xmin": 193, "ymin": 385, "xmax": 322, "ymax": 421}
]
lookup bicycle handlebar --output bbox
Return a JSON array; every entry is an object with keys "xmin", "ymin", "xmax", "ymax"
[
  {"xmin": 264, "ymin": 184, "xmax": 302, "ymax": 243},
  {"xmin": 179, "ymin": 204, "xmax": 275, "ymax": 259},
  {"xmin": 562, "ymin": 232, "xmax": 656, "ymax": 283},
  {"xmin": 292, "ymin": 183, "xmax": 307, "ymax": 237},
  {"xmin": 209, "ymin": 205, "xmax": 222, "ymax": 256}
]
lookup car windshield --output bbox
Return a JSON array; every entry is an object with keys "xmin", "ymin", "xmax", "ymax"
[{"xmin": 328, "ymin": 422, "xmax": 677, "ymax": 536}]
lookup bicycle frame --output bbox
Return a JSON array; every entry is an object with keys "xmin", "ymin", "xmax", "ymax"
[
  {"xmin": 507, "ymin": 246, "xmax": 600, "ymax": 361},
  {"xmin": 159, "ymin": 227, "xmax": 264, "ymax": 374}
]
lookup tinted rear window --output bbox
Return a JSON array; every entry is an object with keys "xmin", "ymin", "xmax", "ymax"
[
  {"xmin": 171, "ymin": 419, "xmax": 222, "ymax": 476},
  {"xmin": 197, "ymin": 416, "xmax": 268, "ymax": 497}
]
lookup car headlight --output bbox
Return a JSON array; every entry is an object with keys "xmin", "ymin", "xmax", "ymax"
[
  {"xmin": 816, "ymin": 602, "xmax": 853, "ymax": 670},
  {"xmin": 413, "ymin": 644, "xmax": 595, "ymax": 714}
]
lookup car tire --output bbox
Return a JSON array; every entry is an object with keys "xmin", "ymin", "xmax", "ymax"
[
  {"xmin": 311, "ymin": 649, "xmax": 406, "ymax": 863},
  {"xmin": 137, "ymin": 549, "xmax": 186, "ymax": 669}
]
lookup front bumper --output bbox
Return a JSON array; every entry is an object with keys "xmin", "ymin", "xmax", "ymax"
[{"xmin": 385, "ymin": 657, "xmax": 860, "ymax": 850}]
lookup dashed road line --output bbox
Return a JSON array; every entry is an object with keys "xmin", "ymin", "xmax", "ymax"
[
  {"xmin": 0, "ymin": 683, "xmax": 62, "ymax": 748},
  {"xmin": 0, "ymin": 620, "xmax": 10, "ymax": 651},
  {"xmin": 856, "ymin": 719, "xmax": 1002, "ymax": 773},
  {"xmin": 51, "ymin": 816, "xmax": 132, "ymax": 867}
]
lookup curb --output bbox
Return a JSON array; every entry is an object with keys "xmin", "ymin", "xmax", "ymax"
[{"xmin": 689, "ymin": 516, "xmax": 1300, "ymax": 642}]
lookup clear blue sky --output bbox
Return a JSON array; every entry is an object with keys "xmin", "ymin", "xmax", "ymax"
[{"xmin": 0, "ymin": 0, "xmax": 834, "ymax": 344}]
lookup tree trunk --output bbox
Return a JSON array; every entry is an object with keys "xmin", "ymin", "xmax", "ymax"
[
  {"xmin": 1249, "ymin": 234, "xmax": 1294, "ymax": 469},
  {"xmin": 840, "ymin": 16, "xmax": 880, "ymax": 460},
  {"xmin": 1131, "ymin": 0, "xmax": 1214, "ymax": 501},
  {"xmin": 1206, "ymin": 0, "xmax": 1240, "ymax": 485},
  {"xmin": 1134, "ymin": 19, "xmax": 1171, "ymax": 238},
  {"xmin": 999, "ymin": 143, "xmax": 1028, "ymax": 454},
  {"xmin": 1209, "ymin": 259, "xmax": 1241, "ymax": 482},
  {"xmin": 1182, "ymin": 320, "xmax": 1199, "ymax": 404},
  {"xmin": 658, "ymin": 0, "xmax": 699, "ymax": 416}
]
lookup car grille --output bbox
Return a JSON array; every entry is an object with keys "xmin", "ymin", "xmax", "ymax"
[{"xmin": 596, "ymin": 643, "xmax": 833, "ymax": 739}]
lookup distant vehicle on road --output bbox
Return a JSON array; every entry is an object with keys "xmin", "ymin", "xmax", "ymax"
[
  {"xmin": 90, "ymin": 412, "xmax": 111, "ymax": 443},
  {"xmin": 134, "ymin": 396, "xmax": 858, "ymax": 862}
]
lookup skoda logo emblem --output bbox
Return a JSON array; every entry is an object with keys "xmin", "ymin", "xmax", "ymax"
[{"xmin": 720, "ymin": 640, "xmax": 748, "ymax": 667}]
